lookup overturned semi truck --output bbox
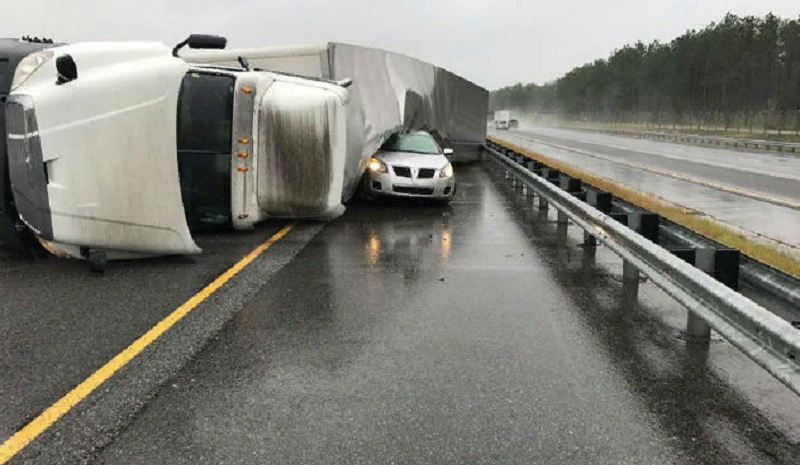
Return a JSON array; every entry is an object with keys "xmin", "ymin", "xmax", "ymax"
[{"xmin": 5, "ymin": 36, "xmax": 488, "ymax": 267}]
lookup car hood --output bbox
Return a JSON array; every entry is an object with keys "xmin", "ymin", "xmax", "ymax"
[{"xmin": 375, "ymin": 151, "xmax": 449, "ymax": 169}]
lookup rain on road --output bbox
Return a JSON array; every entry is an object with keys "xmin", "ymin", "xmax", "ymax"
[{"xmin": 81, "ymin": 163, "xmax": 800, "ymax": 464}]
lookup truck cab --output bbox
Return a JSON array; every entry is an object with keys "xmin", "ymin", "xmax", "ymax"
[{"xmin": 6, "ymin": 38, "xmax": 349, "ymax": 262}]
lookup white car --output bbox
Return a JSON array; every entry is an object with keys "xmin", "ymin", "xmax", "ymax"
[{"xmin": 361, "ymin": 131, "xmax": 456, "ymax": 204}]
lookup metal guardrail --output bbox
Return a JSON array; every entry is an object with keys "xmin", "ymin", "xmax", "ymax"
[
  {"xmin": 602, "ymin": 196, "xmax": 800, "ymax": 313},
  {"xmin": 585, "ymin": 127, "xmax": 800, "ymax": 153},
  {"xmin": 483, "ymin": 143, "xmax": 800, "ymax": 396}
]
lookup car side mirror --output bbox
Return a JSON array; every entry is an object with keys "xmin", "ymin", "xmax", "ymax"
[
  {"xmin": 55, "ymin": 55, "xmax": 78, "ymax": 85},
  {"xmin": 443, "ymin": 148, "xmax": 454, "ymax": 155}
]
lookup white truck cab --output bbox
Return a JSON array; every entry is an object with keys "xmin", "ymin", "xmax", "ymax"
[{"xmin": 6, "ymin": 36, "xmax": 349, "ymax": 267}]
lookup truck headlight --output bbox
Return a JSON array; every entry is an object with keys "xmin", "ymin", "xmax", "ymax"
[
  {"xmin": 367, "ymin": 157, "xmax": 387, "ymax": 173},
  {"xmin": 11, "ymin": 50, "xmax": 55, "ymax": 91},
  {"xmin": 440, "ymin": 163, "xmax": 454, "ymax": 178}
]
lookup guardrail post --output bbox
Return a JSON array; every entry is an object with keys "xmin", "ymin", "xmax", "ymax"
[
  {"xmin": 618, "ymin": 206, "xmax": 638, "ymax": 282},
  {"xmin": 684, "ymin": 248, "xmax": 739, "ymax": 339},
  {"xmin": 628, "ymin": 211, "xmax": 660, "ymax": 244},
  {"xmin": 623, "ymin": 260, "xmax": 639, "ymax": 282},
  {"xmin": 524, "ymin": 162, "xmax": 540, "ymax": 197},
  {"xmin": 687, "ymin": 248, "xmax": 716, "ymax": 339},
  {"xmin": 588, "ymin": 191, "xmax": 613, "ymax": 214},
  {"xmin": 539, "ymin": 195, "xmax": 549, "ymax": 213},
  {"xmin": 583, "ymin": 231, "xmax": 596, "ymax": 247},
  {"xmin": 585, "ymin": 191, "xmax": 613, "ymax": 247},
  {"xmin": 616, "ymin": 211, "xmax": 659, "ymax": 282},
  {"xmin": 616, "ymin": 212, "xmax": 659, "ymax": 282},
  {"xmin": 711, "ymin": 248, "xmax": 740, "ymax": 291},
  {"xmin": 559, "ymin": 176, "xmax": 582, "ymax": 194},
  {"xmin": 544, "ymin": 168, "xmax": 562, "ymax": 185}
]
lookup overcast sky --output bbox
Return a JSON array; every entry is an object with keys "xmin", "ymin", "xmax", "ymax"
[{"xmin": 7, "ymin": 1, "xmax": 800, "ymax": 90}]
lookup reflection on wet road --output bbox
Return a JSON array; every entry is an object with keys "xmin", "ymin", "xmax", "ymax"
[
  {"xmin": 495, "ymin": 128, "xmax": 800, "ymax": 247},
  {"xmin": 97, "ymin": 163, "xmax": 800, "ymax": 464}
]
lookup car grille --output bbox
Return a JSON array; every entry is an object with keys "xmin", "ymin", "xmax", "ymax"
[
  {"xmin": 393, "ymin": 166, "xmax": 412, "ymax": 177},
  {"xmin": 393, "ymin": 186, "xmax": 434, "ymax": 195},
  {"xmin": 390, "ymin": 165, "xmax": 437, "ymax": 179},
  {"xmin": 417, "ymin": 168, "xmax": 435, "ymax": 179}
]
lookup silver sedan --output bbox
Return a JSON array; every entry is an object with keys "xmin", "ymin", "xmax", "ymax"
[{"xmin": 361, "ymin": 131, "xmax": 456, "ymax": 204}]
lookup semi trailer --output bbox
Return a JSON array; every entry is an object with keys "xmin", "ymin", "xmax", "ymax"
[{"xmin": 185, "ymin": 43, "xmax": 489, "ymax": 164}]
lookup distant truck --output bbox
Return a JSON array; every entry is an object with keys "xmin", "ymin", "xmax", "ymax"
[
  {"xmin": 494, "ymin": 110, "xmax": 511, "ymax": 130},
  {"xmin": 492, "ymin": 110, "xmax": 519, "ymax": 130}
]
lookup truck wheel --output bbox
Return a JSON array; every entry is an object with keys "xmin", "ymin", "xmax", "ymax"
[{"xmin": 87, "ymin": 250, "xmax": 107, "ymax": 274}]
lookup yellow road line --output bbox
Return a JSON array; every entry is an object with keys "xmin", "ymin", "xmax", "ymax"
[{"xmin": 0, "ymin": 223, "xmax": 296, "ymax": 464}]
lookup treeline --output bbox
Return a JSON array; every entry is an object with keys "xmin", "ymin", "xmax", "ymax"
[{"xmin": 490, "ymin": 13, "xmax": 800, "ymax": 133}]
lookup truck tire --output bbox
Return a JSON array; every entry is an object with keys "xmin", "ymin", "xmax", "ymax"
[{"xmin": 87, "ymin": 250, "xmax": 107, "ymax": 274}]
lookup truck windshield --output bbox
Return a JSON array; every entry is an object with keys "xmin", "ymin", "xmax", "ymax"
[{"xmin": 176, "ymin": 72, "xmax": 234, "ymax": 229}]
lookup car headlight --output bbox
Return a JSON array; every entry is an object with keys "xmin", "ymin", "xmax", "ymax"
[
  {"xmin": 367, "ymin": 157, "xmax": 387, "ymax": 173},
  {"xmin": 11, "ymin": 50, "xmax": 55, "ymax": 91},
  {"xmin": 440, "ymin": 163, "xmax": 454, "ymax": 178}
]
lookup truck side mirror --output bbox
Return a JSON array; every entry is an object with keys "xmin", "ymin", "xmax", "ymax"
[
  {"xmin": 55, "ymin": 55, "xmax": 78, "ymax": 85},
  {"xmin": 173, "ymin": 34, "xmax": 228, "ymax": 57},
  {"xmin": 443, "ymin": 148, "xmax": 454, "ymax": 155}
]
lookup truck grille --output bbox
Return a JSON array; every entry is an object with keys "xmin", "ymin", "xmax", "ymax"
[{"xmin": 5, "ymin": 95, "xmax": 52, "ymax": 240}]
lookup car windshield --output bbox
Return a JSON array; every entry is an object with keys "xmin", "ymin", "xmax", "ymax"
[{"xmin": 380, "ymin": 133, "xmax": 440, "ymax": 154}]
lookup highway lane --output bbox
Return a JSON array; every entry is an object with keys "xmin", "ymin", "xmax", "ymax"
[
  {"xmin": 512, "ymin": 126, "xmax": 800, "ymax": 202},
  {"xmin": 93, "ymin": 163, "xmax": 800, "ymax": 464},
  {"xmin": 494, "ymin": 129, "xmax": 800, "ymax": 249},
  {"xmin": 0, "ymin": 223, "xmax": 293, "ymax": 443}
]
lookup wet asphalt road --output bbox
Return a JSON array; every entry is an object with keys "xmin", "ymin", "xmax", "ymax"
[
  {"xmin": 0, "ymin": 223, "xmax": 287, "ymax": 442},
  {"xmin": 495, "ymin": 128, "xmax": 800, "ymax": 248},
  {"xmin": 90, "ymin": 163, "xmax": 800, "ymax": 464},
  {"xmin": 511, "ymin": 126, "xmax": 800, "ymax": 201}
]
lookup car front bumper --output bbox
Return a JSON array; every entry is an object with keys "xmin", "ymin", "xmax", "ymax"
[{"xmin": 363, "ymin": 170, "xmax": 456, "ymax": 199}]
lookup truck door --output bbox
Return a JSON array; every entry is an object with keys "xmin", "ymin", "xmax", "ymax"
[{"xmin": 176, "ymin": 71, "xmax": 235, "ymax": 229}]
